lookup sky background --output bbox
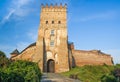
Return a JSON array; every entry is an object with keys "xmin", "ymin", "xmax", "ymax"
[{"xmin": 0, "ymin": 0, "xmax": 120, "ymax": 64}]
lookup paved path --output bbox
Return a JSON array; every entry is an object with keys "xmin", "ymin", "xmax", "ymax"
[{"xmin": 41, "ymin": 73, "xmax": 80, "ymax": 82}]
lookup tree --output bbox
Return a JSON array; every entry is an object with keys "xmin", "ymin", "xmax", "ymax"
[
  {"xmin": 7, "ymin": 72, "xmax": 24, "ymax": 82},
  {"xmin": 7, "ymin": 60, "xmax": 41, "ymax": 82},
  {"xmin": 114, "ymin": 68, "xmax": 120, "ymax": 82},
  {"xmin": 0, "ymin": 51, "xmax": 42, "ymax": 82},
  {"xmin": 101, "ymin": 74, "xmax": 116, "ymax": 82},
  {"xmin": 0, "ymin": 50, "xmax": 6, "ymax": 57},
  {"xmin": 0, "ymin": 50, "xmax": 10, "ymax": 67}
]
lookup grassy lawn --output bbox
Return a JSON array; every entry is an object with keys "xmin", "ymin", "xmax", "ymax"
[{"xmin": 61, "ymin": 65, "xmax": 120, "ymax": 82}]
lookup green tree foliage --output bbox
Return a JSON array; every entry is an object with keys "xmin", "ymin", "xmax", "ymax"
[
  {"xmin": 0, "ymin": 50, "xmax": 42, "ymax": 82},
  {"xmin": 8, "ymin": 60, "xmax": 41, "ymax": 82},
  {"xmin": 101, "ymin": 74, "xmax": 116, "ymax": 82},
  {"xmin": 113, "ymin": 68, "xmax": 120, "ymax": 82},
  {"xmin": 0, "ymin": 50, "xmax": 6, "ymax": 57},
  {"xmin": 0, "ymin": 51, "xmax": 10, "ymax": 67},
  {"xmin": 1, "ymin": 60, "xmax": 42, "ymax": 82}
]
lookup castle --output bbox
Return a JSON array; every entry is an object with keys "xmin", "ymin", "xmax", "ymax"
[{"xmin": 10, "ymin": 4, "xmax": 113, "ymax": 73}]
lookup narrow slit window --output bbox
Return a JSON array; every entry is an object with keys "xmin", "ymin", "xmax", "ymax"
[
  {"xmin": 46, "ymin": 21, "xmax": 48, "ymax": 24},
  {"xmin": 52, "ymin": 21, "xmax": 54, "ymax": 24},
  {"xmin": 58, "ymin": 21, "xmax": 61, "ymax": 24}
]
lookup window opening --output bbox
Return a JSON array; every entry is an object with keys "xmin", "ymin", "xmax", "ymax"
[
  {"xmin": 58, "ymin": 21, "xmax": 61, "ymax": 24},
  {"xmin": 51, "ymin": 30, "xmax": 54, "ymax": 35},
  {"xmin": 46, "ymin": 21, "xmax": 48, "ymax": 24},
  {"xmin": 52, "ymin": 21, "xmax": 54, "ymax": 24},
  {"xmin": 50, "ymin": 41, "xmax": 54, "ymax": 46}
]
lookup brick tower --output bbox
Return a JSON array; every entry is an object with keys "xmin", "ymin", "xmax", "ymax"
[{"xmin": 33, "ymin": 4, "xmax": 69, "ymax": 73}]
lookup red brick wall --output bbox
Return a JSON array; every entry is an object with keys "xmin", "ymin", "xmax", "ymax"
[{"xmin": 72, "ymin": 50, "xmax": 113, "ymax": 66}]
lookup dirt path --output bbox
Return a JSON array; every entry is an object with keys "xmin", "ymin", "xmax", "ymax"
[{"xmin": 41, "ymin": 73, "xmax": 80, "ymax": 82}]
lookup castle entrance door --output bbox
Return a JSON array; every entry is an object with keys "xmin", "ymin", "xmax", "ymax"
[{"xmin": 47, "ymin": 59, "xmax": 55, "ymax": 73}]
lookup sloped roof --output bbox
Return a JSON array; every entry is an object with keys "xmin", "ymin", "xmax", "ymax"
[
  {"xmin": 10, "ymin": 49, "xmax": 19, "ymax": 55},
  {"xmin": 20, "ymin": 42, "xmax": 36, "ymax": 53}
]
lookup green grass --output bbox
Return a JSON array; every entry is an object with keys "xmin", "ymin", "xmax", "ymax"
[{"xmin": 61, "ymin": 65, "xmax": 120, "ymax": 82}]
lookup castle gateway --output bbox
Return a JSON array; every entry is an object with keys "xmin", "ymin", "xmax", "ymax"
[{"xmin": 11, "ymin": 4, "xmax": 113, "ymax": 73}]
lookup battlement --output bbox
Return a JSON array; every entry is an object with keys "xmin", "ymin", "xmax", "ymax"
[
  {"xmin": 41, "ymin": 3, "xmax": 67, "ymax": 12},
  {"xmin": 41, "ymin": 3, "xmax": 67, "ymax": 8}
]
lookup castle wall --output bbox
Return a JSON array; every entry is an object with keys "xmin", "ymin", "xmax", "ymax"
[
  {"xmin": 72, "ymin": 50, "xmax": 113, "ymax": 66},
  {"xmin": 12, "ymin": 46, "xmax": 36, "ymax": 61}
]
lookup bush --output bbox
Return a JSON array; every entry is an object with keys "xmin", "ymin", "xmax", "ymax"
[
  {"xmin": 0, "ymin": 51, "xmax": 41, "ymax": 82},
  {"xmin": 0, "ymin": 51, "xmax": 10, "ymax": 68},
  {"xmin": 0, "ymin": 60, "xmax": 41, "ymax": 82},
  {"xmin": 0, "ymin": 50, "xmax": 6, "ymax": 57},
  {"xmin": 0, "ymin": 50, "xmax": 42, "ymax": 82},
  {"xmin": 101, "ymin": 74, "xmax": 116, "ymax": 82}
]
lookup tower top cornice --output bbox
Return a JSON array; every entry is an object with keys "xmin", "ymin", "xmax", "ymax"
[{"xmin": 41, "ymin": 3, "xmax": 67, "ymax": 8}]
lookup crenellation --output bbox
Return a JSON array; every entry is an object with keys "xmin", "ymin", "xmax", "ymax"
[
  {"xmin": 40, "ymin": 3, "xmax": 67, "ymax": 8},
  {"xmin": 50, "ymin": 3, "xmax": 53, "ymax": 8},
  {"xmin": 41, "ymin": 3, "xmax": 67, "ymax": 12}
]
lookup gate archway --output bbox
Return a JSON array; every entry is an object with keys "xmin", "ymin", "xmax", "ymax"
[{"xmin": 47, "ymin": 59, "xmax": 55, "ymax": 73}]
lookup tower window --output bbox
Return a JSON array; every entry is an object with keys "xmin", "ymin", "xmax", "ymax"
[
  {"xmin": 51, "ymin": 30, "xmax": 54, "ymax": 35},
  {"xmin": 58, "ymin": 21, "xmax": 61, "ymax": 24},
  {"xmin": 50, "ymin": 40, "xmax": 54, "ymax": 46},
  {"xmin": 46, "ymin": 21, "xmax": 48, "ymax": 24},
  {"xmin": 52, "ymin": 21, "xmax": 54, "ymax": 24}
]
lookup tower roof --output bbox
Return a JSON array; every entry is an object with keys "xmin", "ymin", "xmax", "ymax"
[{"xmin": 10, "ymin": 49, "xmax": 19, "ymax": 55}]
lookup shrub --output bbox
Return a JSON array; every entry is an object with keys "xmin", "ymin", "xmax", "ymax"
[
  {"xmin": 0, "ymin": 60, "xmax": 41, "ymax": 82},
  {"xmin": 101, "ymin": 74, "xmax": 116, "ymax": 82},
  {"xmin": 0, "ymin": 51, "xmax": 10, "ymax": 68},
  {"xmin": 0, "ymin": 50, "xmax": 42, "ymax": 82}
]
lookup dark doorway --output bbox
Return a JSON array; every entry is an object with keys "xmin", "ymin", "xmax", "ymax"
[{"xmin": 47, "ymin": 59, "xmax": 55, "ymax": 73}]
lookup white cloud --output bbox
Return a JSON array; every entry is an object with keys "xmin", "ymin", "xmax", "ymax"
[
  {"xmin": 80, "ymin": 11, "xmax": 117, "ymax": 22},
  {"xmin": 103, "ymin": 49, "xmax": 120, "ymax": 64},
  {"xmin": 4, "ymin": 9, "xmax": 15, "ymax": 21},
  {"xmin": 0, "ymin": 9, "xmax": 15, "ymax": 25},
  {"xmin": 0, "ymin": 0, "xmax": 34, "ymax": 25},
  {"xmin": 12, "ymin": 0, "xmax": 34, "ymax": 17}
]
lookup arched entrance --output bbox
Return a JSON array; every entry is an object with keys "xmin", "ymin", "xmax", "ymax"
[{"xmin": 47, "ymin": 59, "xmax": 55, "ymax": 73}]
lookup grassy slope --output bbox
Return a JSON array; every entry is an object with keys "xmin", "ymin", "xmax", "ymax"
[{"xmin": 61, "ymin": 65, "xmax": 120, "ymax": 82}]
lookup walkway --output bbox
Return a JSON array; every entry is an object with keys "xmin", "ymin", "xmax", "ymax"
[{"xmin": 41, "ymin": 73, "xmax": 80, "ymax": 82}]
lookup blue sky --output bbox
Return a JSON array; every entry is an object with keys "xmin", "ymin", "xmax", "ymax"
[{"xmin": 0, "ymin": 0, "xmax": 120, "ymax": 64}]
